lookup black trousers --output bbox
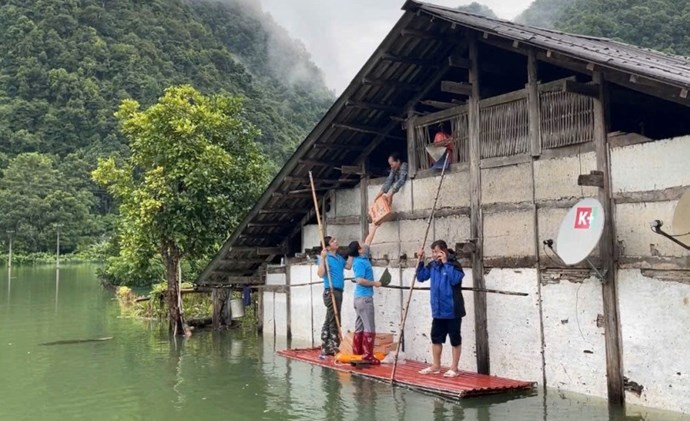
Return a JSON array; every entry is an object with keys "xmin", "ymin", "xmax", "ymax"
[{"xmin": 321, "ymin": 288, "xmax": 343, "ymax": 355}]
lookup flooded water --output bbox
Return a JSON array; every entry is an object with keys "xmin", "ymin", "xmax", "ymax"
[{"xmin": 0, "ymin": 265, "xmax": 686, "ymax": 420}]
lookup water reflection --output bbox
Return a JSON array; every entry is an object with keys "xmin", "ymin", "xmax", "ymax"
[{"xmin": 55, "ymin": 268, "xmax": 60, "ymax": 313}]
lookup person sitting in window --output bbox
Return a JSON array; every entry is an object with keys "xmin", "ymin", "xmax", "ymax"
[
  {"xmin": 430, "ymin": 122, "xmax": 453, "ymax": 171},
  {"xmin": 375, "ymin": 152, "xmax": 408, "ymax": 206}
]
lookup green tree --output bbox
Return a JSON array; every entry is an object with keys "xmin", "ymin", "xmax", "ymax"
[
  {"xmin": 0, "ymin": 152, "xmax": 97, "ymax": 253},
  {"xmin": 93, "ymin": 85, "xmax": 269, "ymax": 334}
]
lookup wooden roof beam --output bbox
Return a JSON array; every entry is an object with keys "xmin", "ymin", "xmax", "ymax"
[
  {"xmin": 400, "ymin": 28, "xmax": 445, "ymax": 40},
  {"xmin": 332, "ymin": 123, "xmax": 403, "ymax": 139},
  {"xmin": 259, "ymin": 208, "xmax": 310, "ymax": 214},
  {"xmin": 382, "ymin": 53, "xmax": 435, "ymax": 67},
  {"xmin": 313, "ymin": 143, "xmax": 366, "ymax": 151},
  {"xmin": 448, "ymin": 55, "xmax": 470, "ymax": 69},
  {"xmin": 563, "ymin": 80, "xmax": 600, "ymax": 98},
  {"xmin": 228, "ymin": 246, "xmax": 284, "ymax": 255},
  {"xmin": 441, "ymin": 80, "xmax": 473, "ymax": 96},
  {"xmin": 246, "ymin": 222, "xmax": 283, "ymax": 228},
  {"xmin": 362, "ymin": 78, "xmax": 420, "ymax": 91},
  {"xmin": 271, "ymin": 192, "xmax": 313, "ymax": 199},
  {"xmin": 345, "ymin": 100, "xmax": 403, "ymax": 113},
  {"xmin": 421, "ymin": 100, "xmax": 457, "ymax": 110}
]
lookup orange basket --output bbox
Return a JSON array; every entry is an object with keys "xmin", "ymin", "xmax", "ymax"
[{"xmin": 368, "ymin": 196, "xmax": 393, "ymax": 226}]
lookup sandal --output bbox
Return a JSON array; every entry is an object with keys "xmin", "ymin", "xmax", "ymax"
[
  {"xmin": 443, "ymin": 369, "xmax": 460, "ymax": 378},
  {"xmin": 418, "ymin": 366, "xmax": 441, "ymax": 375}
]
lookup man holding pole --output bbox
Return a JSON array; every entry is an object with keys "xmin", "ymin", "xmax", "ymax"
[
  {"xmin": 415, "ymin": 240, "xmax": 465, "ymax": 378},
  {"xmin": 317, "ymin": 236, "xmax": 352, "ymax": 357}
]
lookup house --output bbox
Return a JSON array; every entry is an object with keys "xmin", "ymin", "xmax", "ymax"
[{"xmin": 196, "ymin": 1, "xmax": 690, "ymax": 413}]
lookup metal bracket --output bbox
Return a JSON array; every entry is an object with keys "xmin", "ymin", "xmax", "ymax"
[
  {"xmin": 584, "ymin": 257, "xmax": 608, "ymax": 284},
  {"xmin": 650, "ymin": 220, "xmax": 690, "ymax": 250}
]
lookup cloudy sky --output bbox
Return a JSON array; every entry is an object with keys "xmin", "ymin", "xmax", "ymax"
[{"xmin": 260, "ymin": 0, "xmax": 534, "ymax": 94}]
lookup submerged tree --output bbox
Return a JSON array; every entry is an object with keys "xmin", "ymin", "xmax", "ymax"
[{"xmin": 93, "ymin": 85, "xmax": 268, "ymax": 335}]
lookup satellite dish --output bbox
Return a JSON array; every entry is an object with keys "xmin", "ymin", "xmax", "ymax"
[
  {"xmin": 672, "ymin": 188, "xmax": 690, "ymax": 239},
  {"xmin": 425, "ymin": 145, "xmax": 447, "ymax": 162},
  {"xmin": 555, "ymin": 198, "xmax": 605, "ymax": 265}
]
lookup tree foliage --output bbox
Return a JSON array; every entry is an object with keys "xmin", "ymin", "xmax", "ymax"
[
  {"xmin": 516, "ymin": 0, "xmax": 690, "ymax": 56},
  {"xmin": 93, "ymin": 85, "xmax": 269, "ymax": 331},
  {"xmin": 0, "ymin": 0, "xmax": 332, "ymax": 259}
]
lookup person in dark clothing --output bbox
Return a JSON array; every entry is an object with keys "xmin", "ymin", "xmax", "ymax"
[
  {"xmin": 415, "ymin": 240, "xmax": 465, "ymax": 377},
  {"xmin": 375, "ymin": 152, "xmax": 408, "ymax": 206}
]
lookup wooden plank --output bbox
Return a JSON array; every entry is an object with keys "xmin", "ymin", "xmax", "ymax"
[
  {"xmin": 272, "ymin": 192, "xmax": 313, "ymax": 199},
  {"xmin": 577, "ymin": 171, "xmax": 605, "ymax": 187},
  {"xmin": 258, "ymin": 208, "xmax": 310, "ymax": 214},
  {"xmin": 421, "ymin": 99, "xmax": 457, "ymax": 109},
  {"xmin": 468, "ymin": 35, "xmax": 490, "ymax": 375},
  {"xmin": 448, "ymin": 55, "xmax": 471, "ymax": 69},
  {"xmin": 406, "ymin": 113, "xmax": 418, "ymax": 178},
  {"xmin": 612, "ymin": 186, "xmax": 687, "ymax": 204},
  {"xmin": 332, "ymin": 123, "xmax": 401, "ymax": 138},
  {"xmin": 247, "ymin": 222, "xmax": 283, "ymax": 228},
  {"xmin": 564, "ymin": 80, "xmax": 600, "ymax": 98},
  {"xmin": 479, "ymin": 153, "xmax": 531, "ymax": 169},
  {"xmin": 441, "ymin": 80, "xmax": 473, "ymax": 96},
  {"xmin": 593, "ymin": 71, "xmax": 625, "ymax": 406},
  {"xmin": 362, "ymin": 78, "xmax": 419, "ymax": 91},
  {"xmin": 415, "ymin": 104, "xmax": 468, "ymax": 126},
  {"xmin": 478, "ymin": 88, "xmax": 528, "ymax": 108},
  {"xmin": 527, "ymin": 50, "xmax": 542, "ymax": 157},
  {"xmin": 382, "ymin": 53, "xmax": 434, "ymax": 67},
  {"xmin": 360, "ymin": 162, "xmax": 369, "ymax": 240},
  {"xmin": 312, "ymin": 143, "xmax": 365, "ymax": 152}
]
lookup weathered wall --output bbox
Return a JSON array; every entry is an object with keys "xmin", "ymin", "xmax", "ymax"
[
  {"xmin": 609, "ymin": 135, "xmax": 690, "ymax": 414},
  {"xmin": 261, "ymin": 135, "xmax": 690, "ymax": 414}
]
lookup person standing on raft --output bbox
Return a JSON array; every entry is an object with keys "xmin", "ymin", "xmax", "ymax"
[
  {"xmin": 415, "ymin": 240, "xmax": 466, "ymax": 378},
  {"xmin": 317, "ymin": 236, "xmax": 353, "ymax": 358},
  {"xmin": 347, "ymin": 223, "xmax": 381, "ymax": 364}
]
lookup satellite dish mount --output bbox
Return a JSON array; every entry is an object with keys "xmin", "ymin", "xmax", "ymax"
[{"xmin": 649, "ymin": 188, "xmax": 690, "ymax": 250}]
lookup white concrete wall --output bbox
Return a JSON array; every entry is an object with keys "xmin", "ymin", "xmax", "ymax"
[
  {"xmin": 262, "ymin": 135, "xmax": 690, "ymax": 415},
  {"xmin": 618, "ymin": 269, "xmax": 690, "ymax": 414},
  {"xmin": 485, "ymin": 269, "xmax": 542, "ymax": 383}
]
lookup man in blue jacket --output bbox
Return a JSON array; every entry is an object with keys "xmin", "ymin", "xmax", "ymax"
[{"xmin": 415, "ymin": 240, "xmax": 465, "ymax": 378}]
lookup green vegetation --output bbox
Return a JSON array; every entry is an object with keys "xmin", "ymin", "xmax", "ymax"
[
  {"xmin": 0, "ymin": 0, "xmax": 333, "ymax": 271},
  {"xmin": 516, "ymin": 0, "xmax": 690, "ymax": 56},
  {"xmin": 94, "ymin": 85, "xmax": 268, "ymax": 333},
  {"xmin": 457, "ymin": 2, "xmax": 498, "ymax": 18}
]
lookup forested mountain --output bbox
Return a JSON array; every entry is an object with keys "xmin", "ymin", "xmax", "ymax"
[
  {"xmin": 0, "ymin": 0, "xmax": 333, "ymax": 255},
  {"xmin": 516, "ymin": 0, "xmax": 690, "ymax": 56}
]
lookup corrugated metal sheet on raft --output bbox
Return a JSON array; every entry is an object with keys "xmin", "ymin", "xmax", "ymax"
[{"xmin": 278, "ymin": 348, "xmax": 535, "ymax": 400}]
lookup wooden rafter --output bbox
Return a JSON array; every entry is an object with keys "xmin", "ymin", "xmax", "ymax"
[{"xmin": 441, "ymin": 80, "xmax": 473, "ymax": 96}]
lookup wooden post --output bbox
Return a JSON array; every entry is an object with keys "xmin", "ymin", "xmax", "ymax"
[
  {"xmin": 527, "ymin": 50, "xmax": 542, "ymax": 157},
  {"xmin": 406, "ymin": 113, "xmax": 418, "ymax": 178},
  {"xmin": 285, "ymin": 262, "xmax": 292, "ymax": 341},
  {"xmin": 360, "ymin": 161, "xmax": 369, "ymax": 239},
  {"xmin": 257, "ymin": 287, "xmax": 264, "ymax": 334},
  {"xmin": 593, "ymin": 71, "xmax": 625, "ymax": 405},
  {"xmin": 212, "ymin": 288, "xmax": 221, "ymax": 329},
  {"xmin": 468, "ymin": 35, "xmax": 490, "ymax": 375},
  {"xmin": 528, "ymin": 49, "xmax": 548, "ymax": 388}
]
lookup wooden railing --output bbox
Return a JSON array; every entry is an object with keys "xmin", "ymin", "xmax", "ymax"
[{"xmin": 411, "ymin": 77, "xmax": 596, "ymax": 169}]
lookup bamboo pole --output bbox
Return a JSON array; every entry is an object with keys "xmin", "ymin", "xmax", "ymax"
[
  {"xmin": 390, "ymin": 152, "xmax": 450, "ymax": 383},
  {"xmin": 308, "ymin": 171, "xmax": 346, "ymax": 348}
]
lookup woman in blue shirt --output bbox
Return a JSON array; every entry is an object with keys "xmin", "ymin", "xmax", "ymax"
[{"xmin": 347, "ymin": 223, "xmax": 381, "ymax": 364}]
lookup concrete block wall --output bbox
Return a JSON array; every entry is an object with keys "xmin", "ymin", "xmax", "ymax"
[
  {"xmin": 260, "ymin": 135, "xmax": 690, "ymax": 414},
  {"xmin": 609, "ymin": 135, "xmax": 690, "ymax": 414}
]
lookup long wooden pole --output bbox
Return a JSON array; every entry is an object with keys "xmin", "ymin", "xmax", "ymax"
[
  {"xmin": 390, "ymin": 152, "xmax": 450, "ymax": 383},
  {"xmin": 308, "ymin": 171, "xmax": 345, "ymax": 345}
]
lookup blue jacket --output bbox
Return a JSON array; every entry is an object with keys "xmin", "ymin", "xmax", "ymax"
[{"xmin": 416, "ymin": 255, "xmax": 465, "ymax": 319}]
